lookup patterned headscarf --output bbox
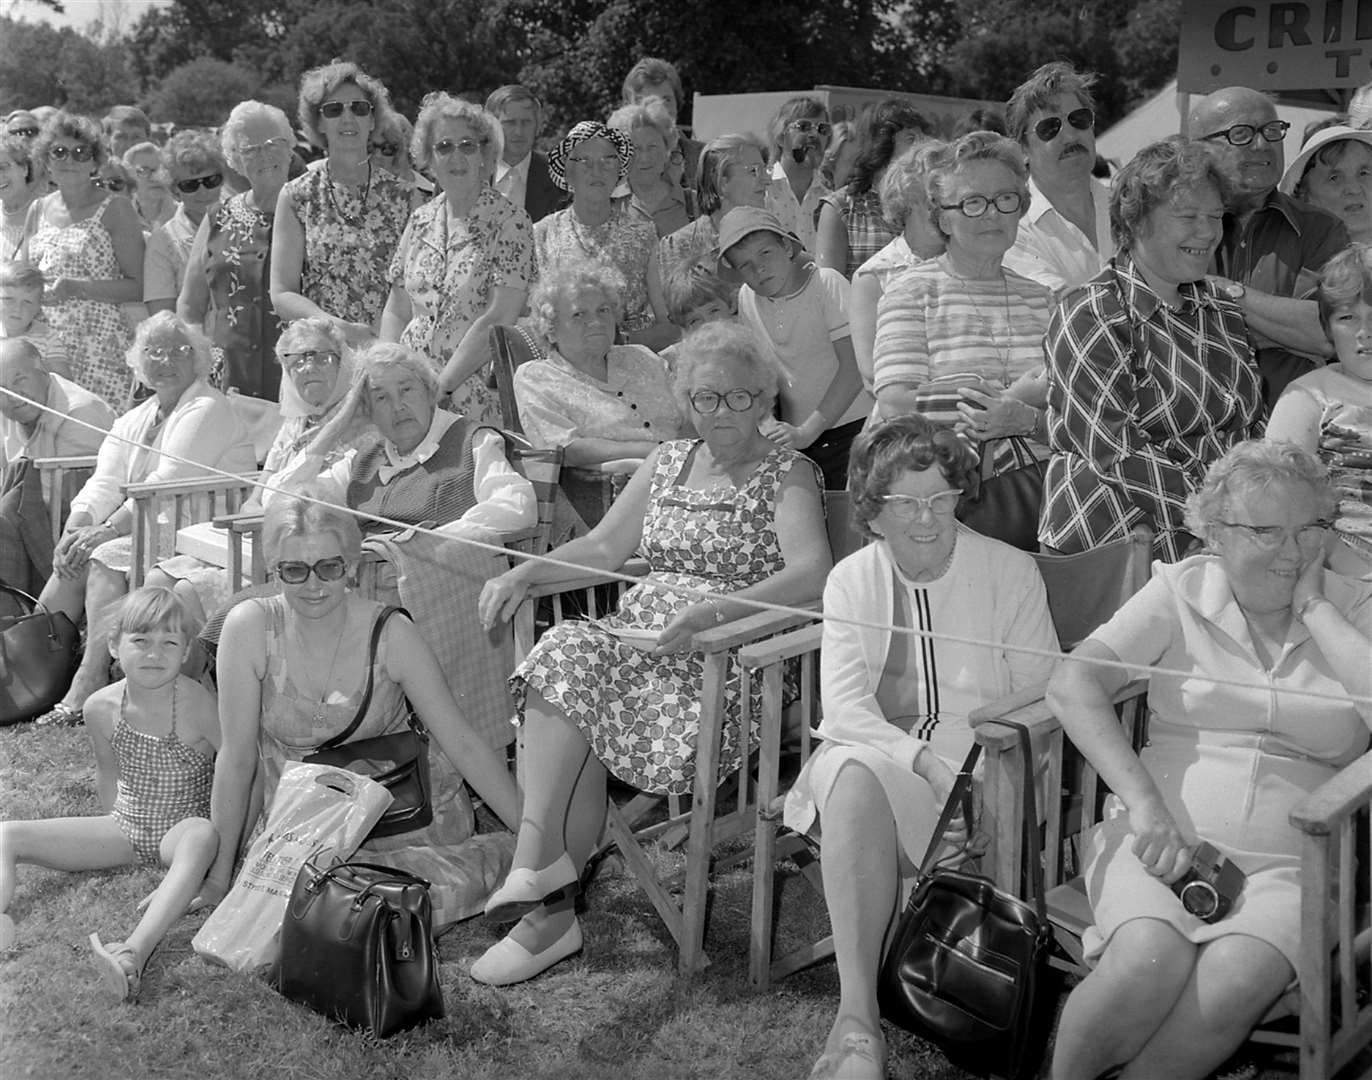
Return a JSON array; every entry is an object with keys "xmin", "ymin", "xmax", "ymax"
[{"xmin": 546, "ymin": 120, "xmax": 633, "ymax": 191}]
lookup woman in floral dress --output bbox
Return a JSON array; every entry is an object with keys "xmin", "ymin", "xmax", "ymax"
[
  {"xmin": 471, "ymin": 321, "xmax": 831, "ymax": 986},
  {"xmin": 24, "ymin": 112, "xmax": 144, "ymax": 410},
  {"xmin": 270, "ymin": 61, "xmax": 412, "ymax": 346},
  {"xmin": 381, "ymin": 93, "xmax": 534, "ymax": 423}
]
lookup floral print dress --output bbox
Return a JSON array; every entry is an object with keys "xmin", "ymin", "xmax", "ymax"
[
  {"xmin": 388, "ymin": 187, "xmax": 534, "ymax": 422},
  {"xmin": 512, "ymin": 440, "xmax": 806, "ymax": 796},
  {"xmin": 199, "ymin": 192, "xmax": 282, "ymax": 400},
  {"xmin": 282, "ymin": 163, "xmax": 411, "ymax": 328},
  {"xmin": 27, "ymin": 195, "xmax": 133, "ymax": 410},
  {"xmin": 534, "ymin": 205, "xmax": 658, "ymax": 332}
]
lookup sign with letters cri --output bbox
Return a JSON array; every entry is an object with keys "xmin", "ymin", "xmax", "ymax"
[{"xmin": 1179, "ymin": 0, "xmax": 1372, "ymax": 91}]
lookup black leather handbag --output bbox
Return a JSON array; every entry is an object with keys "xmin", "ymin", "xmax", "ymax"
[
  {"xmin": 878, "ymin": 721, "xmax": 1060, "ymax": 1080},
  {"xmin": 303, "ymin": 607, "xmax": 432, "ymax": 841},
  {"xmin": 278, "ymin": 858, "xmax": 444, "ymax": 1038},
  {"xmin": 0, "ymin": 581, "xmax": 79, "ymax": 726}
]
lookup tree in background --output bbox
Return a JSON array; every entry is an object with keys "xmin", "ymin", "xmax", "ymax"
[
  {"xmin": 142, "ymin": 57, "xmax": 294, "ymax": 128},
  {"xmin": 0, "ymin": 16, "xmax": 138, "ymax": 114}
]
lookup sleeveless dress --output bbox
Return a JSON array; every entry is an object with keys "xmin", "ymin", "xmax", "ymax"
[
  {"xmin": 255, "ymin": 596, "xmax": 513, "ymax": 926},
  {"xmin": 513, "ymin": 439, "xmax": 808, "ymax": 796},
  {"xmin": 110, "ymin": 685, "xmax": 215, "ymax": 866},
  {"xmin": 28, "ymin": 195, "xmax": 133, "ymax": 410}
]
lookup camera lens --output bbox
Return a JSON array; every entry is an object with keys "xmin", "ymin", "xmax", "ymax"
[{"xmin": 1179, "ymin": 879, "xmax": 1219, "ymax": 920}]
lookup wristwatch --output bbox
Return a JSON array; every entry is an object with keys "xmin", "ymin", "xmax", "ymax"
[{"xmin": 1220, "ymin": 279, "xmax": 1247, "ymax": 302}]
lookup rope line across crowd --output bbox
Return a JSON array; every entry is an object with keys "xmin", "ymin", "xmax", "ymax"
[{"xmin": 7, "ymin": 381, "xmax": 1369, "ymax": 711}]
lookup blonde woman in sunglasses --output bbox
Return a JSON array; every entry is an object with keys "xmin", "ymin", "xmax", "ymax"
[{"xmin": 22, "ymin": 111, "xmax": 145, "ymax": 411}]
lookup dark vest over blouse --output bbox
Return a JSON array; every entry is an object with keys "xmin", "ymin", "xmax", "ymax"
[{"xmin": 346, "ymin": 416, "xmax": 488, "ymax": 530}]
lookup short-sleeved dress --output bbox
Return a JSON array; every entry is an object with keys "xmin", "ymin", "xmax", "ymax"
[
  {"xmin": 387, "ymin": 187, "xmax": 535, "ymax": 422},
  {"xmin": 254, "ymin": 596, "xmax": 513, "ymax": 926},
  {"xmin": 534, "ymin": 206, "xmax": 658, "ymax": 332},
  {"xmin": 27, "ymin": 195, "xmax": 133, "ymax": 410},
  {"xmin": 512, "ymin": 440, "xmax": 809, "ymax": 796}
]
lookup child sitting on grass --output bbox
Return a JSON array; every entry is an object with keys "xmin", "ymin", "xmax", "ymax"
[
  {"xmin": 0, "ymin": 586, "xmax": 220, "ymax": 1001},
  {"xmin": 0, "ymin": 259, "xmax": 73, "ymax": 379},
  {"xmin": 717, "ymin": 206, "xmax": 870, "ymax": 488}
]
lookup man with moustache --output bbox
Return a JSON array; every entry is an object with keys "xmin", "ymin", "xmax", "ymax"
[
  {"xmin": 486, "ymin": 85, "xmax": 565, "ymax": 224},
  {"xmin": 1004, "ymin": 62, "xmax": 1115, "ymax": 294},
  {"xmin": 1192, "ymin": 86, "xmax": 1348, "ymax": 409},
  {"xmin": 764, "ymin": 96, "xmax": 832, "ymax": 252}
]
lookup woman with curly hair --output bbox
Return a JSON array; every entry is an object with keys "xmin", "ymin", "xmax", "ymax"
[{"xmin": 144, "ymin": 130, "xmax": 226, "ymax": 316}]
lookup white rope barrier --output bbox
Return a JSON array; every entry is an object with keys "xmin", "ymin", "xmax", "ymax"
[{"xmin": 5, "ymin": 381, "xmax": 1370, "ymax": 710}]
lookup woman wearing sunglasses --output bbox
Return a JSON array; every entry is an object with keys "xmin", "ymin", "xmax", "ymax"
[
  {"xmin": 144, "ymin": 130, "xmax": 225, "ymax": 317},
  {"xmin": 22, "ymin": 111, "xmax": 145, "ymax": 411},
  {"xmin": 271, "ymin": 60, "xmax": 412, "ymax": 346},
  {"xmin": 380, "ymin": 92, "xmax": 533, "ymax": 422},
  {"xmin": 872, "ymin": 132, "xmax": 1055, "ymax": 551},
  {"xmin": 203, "ymin": 489, "xmax": 522, "ymax": 928}
]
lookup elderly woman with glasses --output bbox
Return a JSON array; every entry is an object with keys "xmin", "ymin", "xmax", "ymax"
[
  {"xmin": 872, "ymin": 131, "xmax": 1055, "ymax": 550},
  {"xmin": 22, "ymin": 111, "xmax": 145, "ymax": 411},
  {"xmin": 178, "ymin": 100, "xmax": 294, "ymax": 401},
  {"xmin": 1046, "ymin": 440, "xmax": 1372, "ymax": 1080},
  {"xmin": 473, "ymin": 320, "xmax": 831, "ymax": 986},
  {"xmin": 1040, "ymin": 137, "xmax": 1263, "ymax": 563},
  {"xmin": 271, "ymin": 60, "xmax": 413, "ymax": 345},
  {"xmin": 658, "ymin": 133, "xmax": 770, "ymax": 278},
  {"xmin": 535, "ymin": 120, "xmax": 674, "ymax": 350},
  {"xmin": 380, "ymin": 92, "xmax": 534, "ymax": 421},
  {"xmin": 31, "ymin": 312, "xmax": 255, "ymax": 727},
  {"xmin": 143, "ymin": 130, "xmax": 225, "ymax": 317}
]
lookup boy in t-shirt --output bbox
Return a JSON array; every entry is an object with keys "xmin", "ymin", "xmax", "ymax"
[
  {"xmin": 718, "ymin": 206, "xmax": 870, "ymax": 487},
  {"xmin": 0, "ymin": 259, "xmax": 72, "ymax": 379}
]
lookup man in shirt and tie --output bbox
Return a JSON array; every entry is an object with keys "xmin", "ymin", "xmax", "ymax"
[{"xmin": 485, "ymin": 85, "xmax": 565, "ymax": 224}]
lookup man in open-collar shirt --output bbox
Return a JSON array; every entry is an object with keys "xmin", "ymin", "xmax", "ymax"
[
  {"xmin": 763, "ymin": 96, "xmax": 832, "ymax": 253},
  {"xmin": 1004, "ymin": 62, "xmax": 1114, "ymax": 294}
]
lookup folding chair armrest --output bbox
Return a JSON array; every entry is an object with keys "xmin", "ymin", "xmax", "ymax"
[
  {"xmin": 692, "ymin": 601, "xmax": 820, "ymax": 654},
  {"xmin": 969, "ymin": 685, "xmax": 1060, "ymax": 751},
  {"xmin": 32, "ymin": 454, "xmax": 100, "ymax": 472},
  {"xmin": 123, "ymin": 471, "xmax": 260, "ymax": 499},
  {"xmin": 739, "ymin": 621, "xmax": 824, "ymax": 671},
  {"xmin": 1289, "ymin": 748, "xmax": 1372, "ymax": 835},
  {"xmin": 212, "ymin": 510, "xmax": 265, "ymax": 532},
  {"xmin": 523, "ymin": 556, "xmax": 650, "ymax": 599}
]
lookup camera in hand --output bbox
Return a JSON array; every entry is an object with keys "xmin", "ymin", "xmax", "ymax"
[{"xmin": 1171, "ymin": 841, "xmax": 1245, "ymax": 923}]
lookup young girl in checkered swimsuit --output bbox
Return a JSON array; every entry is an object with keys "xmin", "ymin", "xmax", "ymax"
[{"xmin": 0, "ymin": 587, "xmax": 220, "ymax": 1001}]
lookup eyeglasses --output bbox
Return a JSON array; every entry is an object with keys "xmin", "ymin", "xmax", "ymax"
[
  {"xmin": 47, "ymin": 144, "xmax": 95, "ymax": 163},
  {"xmin": 94, "ymin": 176, "xmax": 127, "ymax": 192},
  {"xmin": 1219, "ymin": 519, "xmax": 1330, "ymax": 549},
  {"xmin": 1200, "ymin": 120, "xmax": 1290, "ymax": 147},
  {"xmin": 130, "ymin": 164, "xmax": 159, "ymax": 178},
  {"xmin": 729, "ymin": 163, "xmax": 767, "ymax": 180},
  {"xmin": 878, "ymin": 490, "xmax": 962, "ymax": 519},
  {"xmin": 1033, "ymin": 107, "xmax": 1095, "ymax": 142},
  {"xmin": 319, "ymin": 99, "xmax": 374, "ymax": 120},
  {"xmin": 8, "ymin": 126, "xmax": 39, "ymax": 139},
  {"xmin": 173, "ymin": 172, "xmax": 223, "ymax": 194},
  {"xmin": 433, "ymin": 137, "xmax": 487, "ymax": 158},
  {"xmin": 275, "ymin": 556, "xmax": 348, "ymax": 584},
  {"xmin": 939, "ymin": 191, "xmax": 1024, "ymax": 218},
  {"xmin": 788, "ymin": 119, "xmax": 832, "ymax": 138},
  {"xmin": 239, "ymin": 137, "xmax": 290, "ymax": 159},
  {"xmin": 144, "ymin": 343, "xmax": 195, "ymax": 363},
  {"xmin": 567, "ymin": 153, "xmax": 621, "ymax": 170},
  {"xmin": 282, "ymin": 349, "xmax": 339, "ymax": 371},
  {"xmin": 689, "ymin": 388, "xmax": 761, "ymax": 414}
]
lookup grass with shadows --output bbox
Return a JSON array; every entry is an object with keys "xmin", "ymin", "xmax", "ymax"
[{"xmin": 1, "ymin": 721, "xmax": 1307, "ymax": 1080}]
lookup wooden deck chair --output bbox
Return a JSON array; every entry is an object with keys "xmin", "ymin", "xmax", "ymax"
[
  {"xmin": 125, "ymin": 470, "xmax": 260, "ymax": 587},
  {"xmin": 32, "ymin": 455, "xmax": 98, "ymax": 546}
]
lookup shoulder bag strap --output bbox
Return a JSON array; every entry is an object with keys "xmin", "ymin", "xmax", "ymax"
[{"xmin": 313, "ymin": 605, "xmax": 410, "ymax": 751}]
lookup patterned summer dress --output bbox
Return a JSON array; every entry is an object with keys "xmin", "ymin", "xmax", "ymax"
[
  {"xmin": 199, "ymin": 192, "xmax": 282, "ymax": 400},
  {"xmin": 27, "ymin": 195, "xmax": 133, "ymax": 410},
  {"xmin": 513, "ymin": 440, "xmax": 806, "ymax": 796},
  {"xmin": 254, "ymin": 596, "xmax": 512, "ymax": 926},
  {"xmin": 534, "ymin": 205, "xmax": 658, "ymax": 332}
]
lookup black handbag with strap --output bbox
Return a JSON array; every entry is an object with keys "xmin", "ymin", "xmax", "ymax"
[
  {"xmin": 302, "ymin": 606, "xmax": 432, "ymax": 841},
  {"xmin": 877, "ymin": 721, "xmax": 1061, "ymax": 1080},
  {"xmin": 0, "ymin": 581, "xmax": 79, "ymax": 726}
]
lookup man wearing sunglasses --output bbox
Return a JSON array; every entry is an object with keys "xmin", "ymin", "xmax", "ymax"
[
  {"xmin": 1191, "ymin": 86, "xmax": 1349, "ymax": 410},
  {"xmin": 763, "ymin": 96, "xmax": 832, "ymax": 252},
  {"xmin": 1003, "ymin": 62, "xmax": 1114, "ymax": 294},
  {"xmin": 485, "ymin": 85, "xmax": 565, "ymax": 223}
]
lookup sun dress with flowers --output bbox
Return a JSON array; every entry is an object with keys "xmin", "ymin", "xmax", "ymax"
[
  {"xmin": 512, "ymin": 439, "xmax": 810, "ymax": 796},
  {"xmin": 533, "ymin": 205, "xmax": 658, "ymax": 333},
  {"xmin": 27, "ymin": 195, "xmax": 133, "ymax": 410},
  {"xmin": 282, "ymin": 163, "xmax": 411, "ymax": 329},
  {"xmin": 387, "ymin": 186, "xmax": 535, "ymax": 423}
]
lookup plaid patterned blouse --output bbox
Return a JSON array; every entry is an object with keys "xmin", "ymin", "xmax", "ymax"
[
  {"xmin": 820, "ymin": 187, "xmax": 898, "ymax": 278},
  {"xmin": 1040, "ymin": 254, "xmax": 1263, "ymax": 562}
]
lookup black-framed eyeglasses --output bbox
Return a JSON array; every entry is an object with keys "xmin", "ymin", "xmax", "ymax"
[
  {"xmin": 174, "ymin": 172, "xmax": 223, "ymax": 194},
  {"xmin": 788, "ymin": 119, "xmax": 832, "ymax": 138},
  {"xmin": 8, "ymin": 126, "xmax": 39, "ymax": 139},
  {"xmin": 282, "ymin": 349, "xmax": 339, "ymax": 372},
  {"xmin": 1200, "ymin": 120, "xmax": 1290, "ymax": 147},
  {"xmin": 433, "ymin": 137, "xmax": 487, "ymax": 158},
  {"xmin": 1033, "ymin": 107, "xmax": 1095, "ymax": 142},
  {"xmin": 94, "ymin": 176, "xmax": 127, "ymax": 192},
  {"xmin": 275, "ymin": 556, "xmax": 348, "ymax": 584},
  {"xmin": 879, "ymin": 491, "xmax": 961, "ymax": 520},
  {"xmin": 940, "ymin": 191, "xmax": 1024, "ymax": 218},
  {"xmin": 690, "ymin": 388, "xmax": 761, "ymax": 414},
  {"xmin": 320, "ymin": 99, "xmax": 374, "ymax": 120},
  {"xmin": 47, "ymin": 144, "xmax": 95, "ymax": 163},
  {"xmin": 1218, "ymin": 519, "xmax": 1330, "ymax": 549}
]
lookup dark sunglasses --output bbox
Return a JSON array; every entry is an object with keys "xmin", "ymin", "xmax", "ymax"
[
  {"xmin": 275, "ymin": 556, "xmax": 348, "ymax": 584},
  {"xmin": 1033, "ymin": 107, "xmax": 1095, "ymax": 142},
  {"xmin": 174, "ymin": 173, "xmax": 224, "ymax": 194},
  {"xmin": 94, "ymin": 176, "xmax": 128, "ymax": 192},
  {"xmin": 320, "ymin": 99, "xmax": 374, "ymax": 120},
  {"xmin": 8, "ymin": 126, "xmax": 39, "ymax": 139},
  {"xmin": 47, "ymin": 144, "xmax": 95, "ymax": 163}
]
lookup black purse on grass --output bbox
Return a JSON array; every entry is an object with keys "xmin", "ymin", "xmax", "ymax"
[
  {"xmin": 877, "ymin": 720, "xmax": 1061, "ymax": 1080},
  {"xmin": 278, "ymin": 857, "xmax": 444, "ymax": 1037},
  {"xmin": 0, "ymin": 581, "xmax": 78, "ymax": 726},
  {"xmin": 303, "ymin": 607, "xmax": 432, "ymax": 841}
]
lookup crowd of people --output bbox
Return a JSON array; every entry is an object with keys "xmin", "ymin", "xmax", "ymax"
[{"xmin": 1, "ymin": 51, "xmax": 1370, "ymax": 1080}]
